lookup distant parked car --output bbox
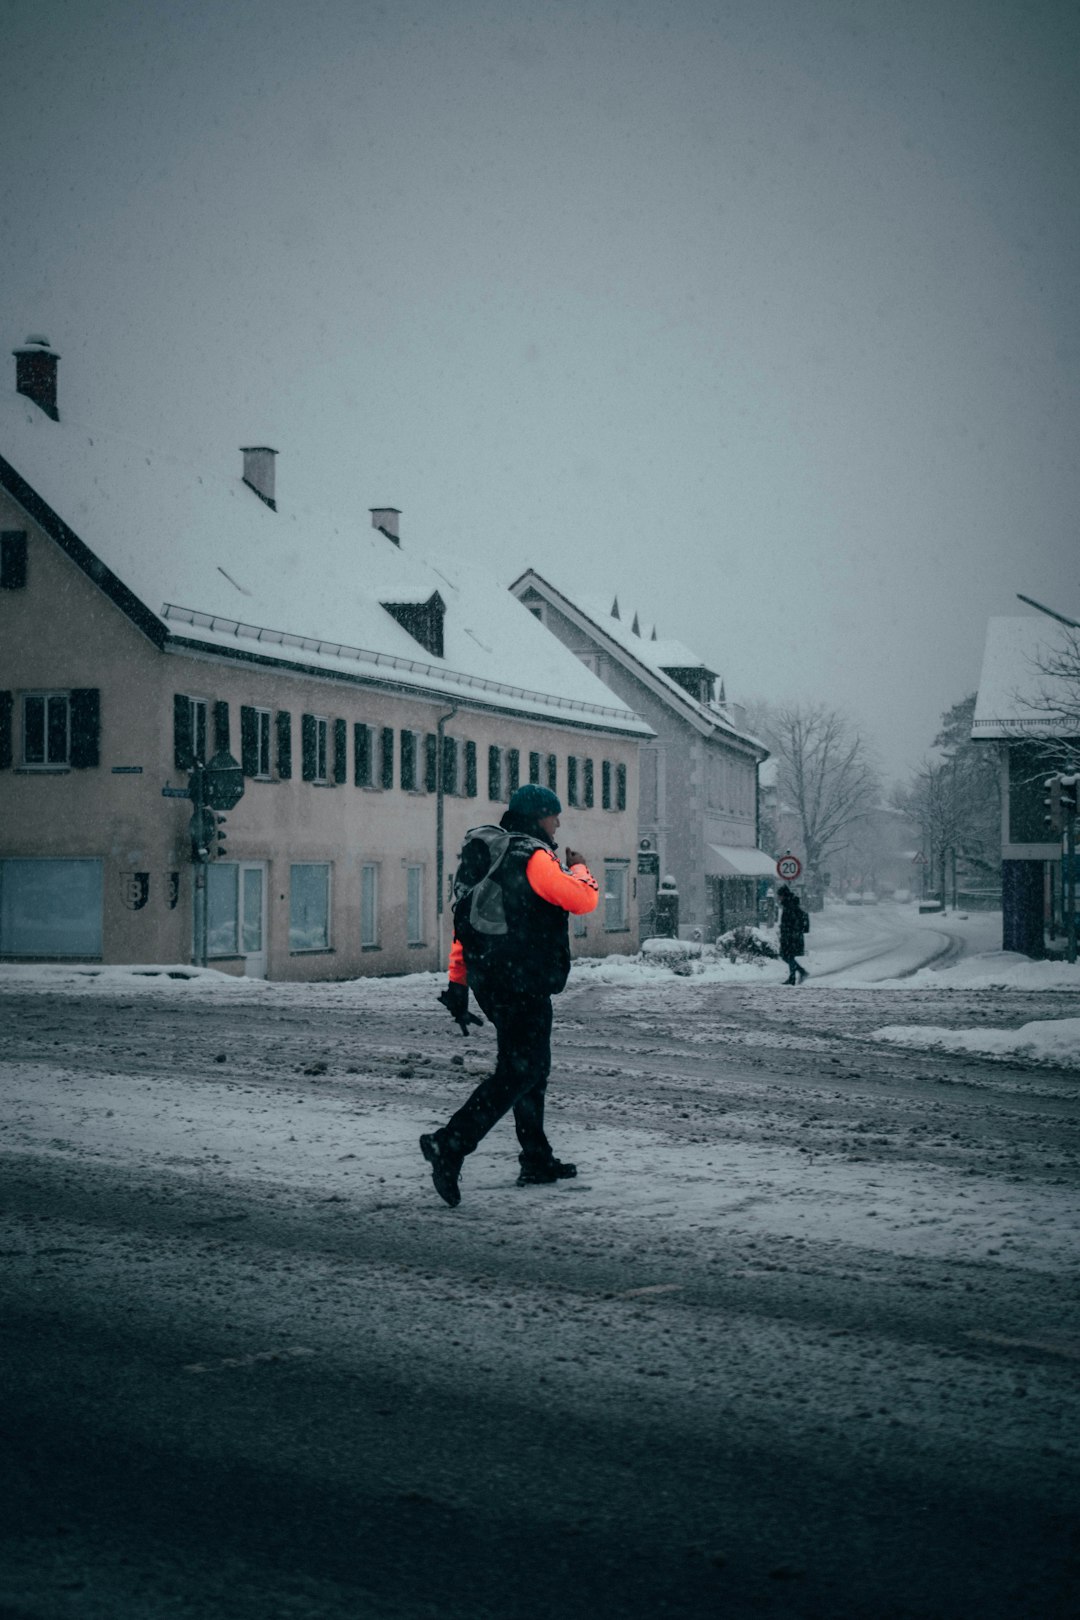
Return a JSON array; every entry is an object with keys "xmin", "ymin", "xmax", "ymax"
[
  {"xmin": 844, "ymin": 892, "xmax": 862, "ymax": 905},
  {"xmin": 861, "ymin": 892, "xmax": 878, "ymax": 905}
]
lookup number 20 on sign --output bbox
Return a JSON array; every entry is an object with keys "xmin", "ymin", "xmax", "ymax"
[{"xmin": 776, "ymin": 855, "xmax": 802, "ymax": 881}]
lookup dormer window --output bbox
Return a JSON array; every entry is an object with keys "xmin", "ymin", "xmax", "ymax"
[
  {"xmin": 661, "ymin": 665, "xmax": 715, "ymax": 705},
  {"xmin": 381, "ymin": 592, "xmax": 445, "ymax": 659}
]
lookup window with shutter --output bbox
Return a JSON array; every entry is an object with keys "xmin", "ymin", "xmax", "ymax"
[
  {"xmin": 616, "ymin": 761, "xmax": 627, "ymax": 811},
  {"xmin": 255, "ymin": 709, "xmax": 271, "ymax": 777},
  {"xmin": 488, "ymin": 745, "xmax": 502, "ymax": 801},
  {"xmin": 213, "ymin": 700, "xmax": 230, "ymax": 753},
  {"xmin": 0, "ymin": 691, "xmax": 12, "ymax": 769},
  {"xmin": 69, "ymin": 689, "xmax": 100, "ymax": 769},
  {"xmin": 1, "ymin": 532, "xmax": 28, "ymax": 589},
  {"xmin": 354, "ymin": 723, "xmax": 373, "ymax": 787},
  {"xmin": 301, "ymin": 714, "xmax": 317, "ymax": 781},
  {"xmin": 529, "ymin": 751, "xmax": 540, "ymax": 785},
  {"xmin": 424, "ymin": 733, "xmax": 437, "ymax": 794},
  {"xmin": 334, "ymin": 718, "xmax": 347, "ymax": 784},
  {"xmin": 276, "ymin": 710, "xmax": 292, "ymax": 778},
  {"xmin": 400, "ymin": 729, "xmax": 417, "ymax": 791},
  {"xmin": 583, "ymin": 757, "xmax": 594, "ymax": 808},
  {"xmin": 464, "ymin": 740, "xmax": 478, "ymax": 798},
  {"xmin": 547, "ymin": 754, "xmax": 557, "ymax": 793},
  {"xmin": 507, "ymin": 748, "xmax": 520, "ymax": 796},
  {"xmin": 567, "ymin": 755, "xmax": 579, "ymax": 807},
  {"xmin": 174, "ymin": 694, "xmax": 207, "ymax": 770},
  {"xmin": 441, "ymin": 734, "xmax": 458, "ymax": 796},
  {"xmin": 240, "ymin": 705, "xmax": 258, "ymax": 776},
  {"xmin": 380, "ymin": 727, "xmax": 394, "ymax": 789},
  {"xmin": 602, "ymin": 759, "xmax": 612, "ymax": 810}
]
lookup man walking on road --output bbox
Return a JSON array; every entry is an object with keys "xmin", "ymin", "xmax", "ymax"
[
  {"xmin": 420, "ymin": 784, "xmax": 599, "ymax": 1207},
  {"xmin": 778, "ymin": 884, "xmax": 810, "ymax": 984}
]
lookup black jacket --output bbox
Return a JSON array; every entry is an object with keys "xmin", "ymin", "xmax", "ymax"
[
  {"xmin": 455, "ymin": 832, "xmax": 573, "ymax": 997},
  {"xmin": 779, "ymin": 898, "xmax": 808, "ymax": 955}
]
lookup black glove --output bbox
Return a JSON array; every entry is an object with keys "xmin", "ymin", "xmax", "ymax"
[{"xmin": 439, "ymin": 981, "xmax": 483, "ymax": 1036}]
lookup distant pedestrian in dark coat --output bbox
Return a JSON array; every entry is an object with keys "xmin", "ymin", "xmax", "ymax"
[{"xmin": 777, "ymin": 885, "xmax": 809, "ymax": 984}]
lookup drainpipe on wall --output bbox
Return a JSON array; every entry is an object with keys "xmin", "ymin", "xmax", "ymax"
[{"xmin": 435, "ymin": 705, "xmax": 459, "ymax": 967}]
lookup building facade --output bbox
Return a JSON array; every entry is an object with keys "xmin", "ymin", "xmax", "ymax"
[
  {"xmin": 972, "ymin": 612, "xmax": 1080, "ymax": 956},
  {"xmin": 511, "ymin": 571, "xmax": 771, "ymax": 940},
  {"xmin": 0, "ymin": 339, "xmax": 649, "ymax": 978}
]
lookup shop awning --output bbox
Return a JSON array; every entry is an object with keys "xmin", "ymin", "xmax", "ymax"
[{"xmin": 705, "ymin": 844, "xmax": 778, "ymax": 878}]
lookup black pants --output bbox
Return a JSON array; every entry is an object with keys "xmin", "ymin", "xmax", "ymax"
[
  {"xmin": 781, "ymin": 953, "xmax": 806, "ymax": 981},
  {"xmin": 441, "ymin": 986, "xmax": 554, "ymax": 1164}
]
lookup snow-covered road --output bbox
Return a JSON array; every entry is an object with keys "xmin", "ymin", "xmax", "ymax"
[{"xmin": 1, "ymin": 913, "xmax": 1078, "ymax": 1618}]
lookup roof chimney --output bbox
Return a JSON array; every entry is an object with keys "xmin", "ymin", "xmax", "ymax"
[
  {"xmin": 241, "ymin": 446, "xmax": 277, "ymax": 510},
  {"xmin": 14, "ymin": 335, "xmax": 59, "ymax": 420},
  {"xmin": 370, "ymin": 507, "xmax": 401, "ymax": 546}
]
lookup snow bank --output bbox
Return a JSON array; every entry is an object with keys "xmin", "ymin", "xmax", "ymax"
[
  {"xmin": 872, "ymin": 1016, "xmax": 1080, "ymax": 1068},
  {"xmin": 869, "ymin": 953, "xmax": 1080, "ymax": 993}
]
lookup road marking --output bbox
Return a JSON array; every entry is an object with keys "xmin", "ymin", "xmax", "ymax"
[
  {"xmin": 183, "ymin": 1345, "xmax": 316, "ymax": 1373},
  {"xmin": 615, "ymin": 1284, "xmax": 684, "ymax": 1299}
]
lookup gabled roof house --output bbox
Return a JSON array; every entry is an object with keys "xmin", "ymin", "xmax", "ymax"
[
  {"xmin": 0, "ymin": 338, "xmax": 651, "ymax": 977},
  {"xmin": 511, "ymin": 569, "xmax": 771, "ymax": 939}
]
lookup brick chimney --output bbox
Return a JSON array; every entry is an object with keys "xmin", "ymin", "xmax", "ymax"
[
  {"xmin": 241, "ymin": 446, "xmax": 277, "ymax": 510},
  {"xmin": 370, "ymin": 507, "xmax": 401, "ymax": 546},
  {"xmin": 13, "ymin": 335, "xmax": 59, "ymax": 420}
]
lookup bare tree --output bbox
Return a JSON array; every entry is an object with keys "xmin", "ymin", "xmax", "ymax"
[
  {"xmin": 896, "ymin": 694, "xmax": 1001, "ymax": 906},
  {"xmin": 761, "ymin": 702, "xmax": 880, "ymax": 881}
]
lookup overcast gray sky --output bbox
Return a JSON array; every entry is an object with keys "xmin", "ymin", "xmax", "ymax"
[{"xmin": 3, "ymin": 0, "xmax": 1077, "ymax": 782}]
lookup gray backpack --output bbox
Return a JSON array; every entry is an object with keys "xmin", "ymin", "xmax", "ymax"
[{"xmin": 452, "ymin": 825, "xmax": 543, "ymax": 941}]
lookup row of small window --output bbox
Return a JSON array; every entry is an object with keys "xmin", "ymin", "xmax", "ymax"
[
  {"xmin": 175, "ymin": 694, "xmax": 628, "ymax": 809},
  {"xmin": 0, "ymin": 689, "xmax": 100, "ymax": 769}
]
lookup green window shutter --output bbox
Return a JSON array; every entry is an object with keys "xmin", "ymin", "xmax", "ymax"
[
  {"xmin": 240, "ymin": 706, "xmax": 258, "ymax": 776},
  {"xmin": 567, "ymin": 756, "xmax": 578, "ymax": 806},
  {"xmin": 174, "ymin": 694, "xmax": 193, "ymax": 770},
  {"xmin": 507, "ymin": 748, "xmax": 520, "ymax": 796},
  {"xmin": 301, "ymin": 714, "xmax": 318, "ymax": 781},
  {"xmin": 616, "ymin": 762, "xmax": 627, "ymax": 811},
  {"xmin": 400, "ymin": 729, "xmax": 416, "ymax": 791},
  {"xmin": 0, "ymin": 691, "xmax": 12, "ymax": 769},
  {"xmin": 381, "ymin": 727, "xmax": 394, "ymax": 789},
  {"xmin": 464, "ymin": 740, "xmax": 478, "ymax": 798},
  {"xmin": 584, "ymin": 757, "xmax": 594, "ymax": 808},
  {"xmin": 424, "ymin": 733, "xmax": 438, "ymax": 794},
  {"xmin": 441, "ymin": 734, "xmax": 458, "ymax": 796},
  {"xmin": 602, "ymin": 760, "xmax": 612, "ymax": 810},
  {"xmin": 354, "ymin": 723, "xmax": 372, "ymax": 787},
  {"xmin": 547, "ymin": 753, "xmax": 557, "ymax": 793},
  {"xmin": 334, "ymin": 718, "xmax": 348, "ymax": 784},
  {"xmin": 488, "ymin": 745, "xmax": 502, "ymax": 801},
  {"xmin": 69, "ymin": 689, "xmax": 100, "ymax": 769},
  {"xmin": 213, "ymin": 700, "xmax": 230, "ymax": 754},
  {"xmin": 1, "ymin": 531, "xmax": 28, "ymax": 589},
  {"xmin": 529, "ymin": 751, "xmax": 541, "ymax": 785},
  {"xmin": 276, "ymin": 710, "xmax": 292, "ymax": 778}
]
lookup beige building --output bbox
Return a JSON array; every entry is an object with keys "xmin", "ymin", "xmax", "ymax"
[{"xmin": 0, "ymin": 338, "xmax": 650, "ymax": 978}]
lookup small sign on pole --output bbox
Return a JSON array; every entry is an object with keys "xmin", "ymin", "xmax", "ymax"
[{"xmin": 776, "ymin": 854, "xmax": 802, "ymax": 882}]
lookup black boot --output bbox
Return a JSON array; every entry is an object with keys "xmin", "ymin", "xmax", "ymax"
[
  {"xmin": 517, "ymin": 1157, "xmax": 577, "ymax": 1186},
  {"xmin": 420, "ymin": 1132, "xmax": 463, "ymax": 1207}
]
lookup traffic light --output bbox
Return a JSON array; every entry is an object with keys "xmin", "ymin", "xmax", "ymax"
[
  {"xmin": 1062, "ymin": 775, "xmax": 1079, "ymax": 819},
  {"xmin": 213, "ymin": 813, "xmax": 228, "ymax": 859},
  {"xmin": 188, "ymin": 805, "xmax": 215, "ymax": 860},
  {"xmin": 1044, "ymin": 775, "xmax": 1063, "ymax": 835}
]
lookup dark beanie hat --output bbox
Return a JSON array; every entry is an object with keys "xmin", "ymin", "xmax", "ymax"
[{"xmin": 507, "ymin": 784, "xmax": 562, "ymax": 820}]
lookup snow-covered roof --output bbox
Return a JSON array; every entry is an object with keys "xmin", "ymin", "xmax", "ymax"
[
  {"xmin": 1, "ymin": 392, "xmax": 650, "ymax": 735},
  {"xmin": 972, "ymin": 616, "xmax": 1080, "ymax": 739},
  {"xmin": 515, "ymin": 571, "xmax": 767, "ymax": 755}
]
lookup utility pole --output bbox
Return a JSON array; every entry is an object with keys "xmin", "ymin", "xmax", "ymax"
[
  {"xmin": 1063, "ymin": 776, "xmax": 1078, "ymax": 966},
  {"xmin": 435, "ymin": 705, "xmax": 459, "ymax": 967}
]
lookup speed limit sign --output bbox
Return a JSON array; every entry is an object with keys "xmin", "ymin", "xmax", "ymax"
[{"xmin": 776, "ymin": 854, "xmax": 802, "ymax": 882}]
